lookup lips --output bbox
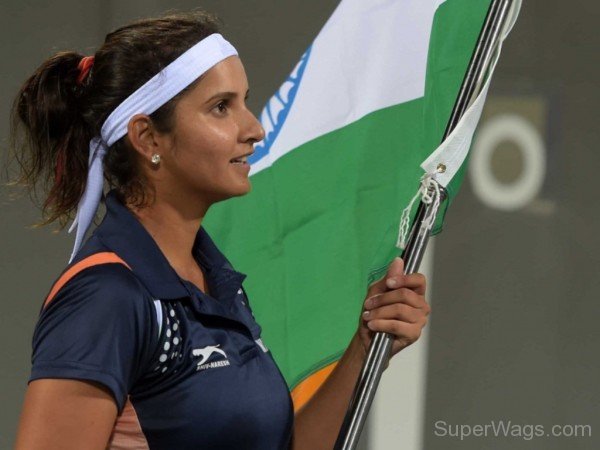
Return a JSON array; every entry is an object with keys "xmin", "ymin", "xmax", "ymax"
[{"xmin": 230, "ymin": 151, "xmax": 253, "ymax": 164}]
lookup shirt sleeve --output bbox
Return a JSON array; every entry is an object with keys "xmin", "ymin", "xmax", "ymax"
[{"xmin": 30, "ymin": 263, "xmax": 158, "ymax": 412}]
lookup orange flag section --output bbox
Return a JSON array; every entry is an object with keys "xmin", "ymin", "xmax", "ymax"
[
  {"xmin": 43, "ymin": 252, "xmax": 130, "ymax": 308},
  {"xmin": 291, "ymin": 361, "xmax": 338, "ymax": 412}
]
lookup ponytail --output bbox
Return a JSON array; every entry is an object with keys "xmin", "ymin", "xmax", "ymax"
[
  {"xmin": 11, "ymin": 51, "xmax": 92, "ymax": 227},
  {"xmin": 9, "ymin": 10, "xmax": 221, "ymax": 227}
]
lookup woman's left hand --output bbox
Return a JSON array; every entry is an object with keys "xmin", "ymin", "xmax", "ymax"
[{"xmin": 356, "ymin": 257, "xmax": 430, "ymax": 358}]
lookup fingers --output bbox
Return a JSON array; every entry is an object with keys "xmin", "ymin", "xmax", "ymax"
[
  {"xmin": 364, "ymin": 319, "xmax": 423, "ymax": 345},
  {"xmin": 382, "ymin": 272, "xmax": 426, "ymax": 295},
  {"xmin": 368, "ymin": 257, "xmax": 405, "ymax": 295},
  {"xmin": 360, "ymin": 261, "xmax": 429, "ymax": 355},
  {"xmin": 364, "ymin": 284, "xmax": 429, "ymax": 311},
  {"xmin": 384, "ymin": 256, "xmax": 404, "ymax": 279},
  {"xmin": 401, "ymin": 273, "xmax": 427, "ymax": 296},
  {"xmin": 367, "ymin": 258, "xmax": 426, "ymax": 297},
  {"xmin": 362, "ymin": 302, "xmax": 426, "ymax": 324}
]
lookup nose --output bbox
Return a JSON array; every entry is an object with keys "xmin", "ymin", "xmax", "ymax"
[{"xmin": 241, "ymin": 108, "xmax": 265, "ymax": 145}]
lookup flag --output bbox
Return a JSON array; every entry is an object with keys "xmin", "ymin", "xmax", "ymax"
[{"xmin": 204, "ymin": 0, "xmax": 499, "ymax": 410}]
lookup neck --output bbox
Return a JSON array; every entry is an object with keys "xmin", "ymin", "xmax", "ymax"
[{"xmin": 127, "ymin": 190, "xmax": 210, "ymax": 277}]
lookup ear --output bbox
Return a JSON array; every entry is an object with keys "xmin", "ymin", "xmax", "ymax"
[{"xmin": 126, "ymin": 114, "xmax": 167, "ymax": 163}]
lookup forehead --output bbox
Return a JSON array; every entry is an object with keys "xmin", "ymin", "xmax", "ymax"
[{"xmin": 189, "ymin": 56, "xmax": 248, "ymax": 98}]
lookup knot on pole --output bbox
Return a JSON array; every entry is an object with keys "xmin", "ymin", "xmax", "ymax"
[{"xmin": 396, "ymin": 170, "xmax": 443, "ymax": 250}]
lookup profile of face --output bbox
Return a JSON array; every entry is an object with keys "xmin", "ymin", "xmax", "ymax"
[{"xmin": 134, "ymin": 55, "xmax": 265, "ymax": 207}]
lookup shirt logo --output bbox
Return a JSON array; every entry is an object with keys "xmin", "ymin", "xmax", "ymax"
[{"xmin": 192, "ymin": 345, "xmax": 230, "ymax": 371}]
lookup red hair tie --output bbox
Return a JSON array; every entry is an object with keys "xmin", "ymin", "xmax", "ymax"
[{"xmin": 76, "ymin": 56, "xmax": 95, "ymax": 85}]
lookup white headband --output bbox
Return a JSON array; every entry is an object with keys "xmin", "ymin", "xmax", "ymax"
[{"xmin": 68, "ymin": 33, "xmax": 238, "ymax": 262}]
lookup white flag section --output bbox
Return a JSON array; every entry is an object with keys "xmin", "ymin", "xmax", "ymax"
[{"xmin": 251, "ymin": 0, "xmax": 447, "ymax": 175}]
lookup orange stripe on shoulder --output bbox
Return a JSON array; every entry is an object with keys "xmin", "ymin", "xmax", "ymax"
[
  {"xmin": 43, "ymin": 252, "xmax": 130, "ymax": 308},
  {"xmin": 291, "ymin": 361, "xmax": 338, "ymax": 412}
]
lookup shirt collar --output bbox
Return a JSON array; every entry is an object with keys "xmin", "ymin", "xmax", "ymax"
[{"xmin": 94, "ymin": 190, "xmax": 246, "ymax": 300}]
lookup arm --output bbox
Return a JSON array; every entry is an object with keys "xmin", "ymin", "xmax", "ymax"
[
  {"xmin": 15, "ymin": 379, "xmax": 117, "ymax": 450},
  {"xmin": 290, "ymin": 332, "xmax": 366, "ymax": 450},
  {"xmin": 291, "ymin": 257, "xmax": 430, "ymax": 450},
  {"xmin": 16, "ymin": 264, "xmax": 155, "ymax": 450}
]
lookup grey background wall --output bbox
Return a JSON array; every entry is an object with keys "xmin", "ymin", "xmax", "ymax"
[
  {"xmin": 1, "ymin": 1, "xmax": 598, "ymax": 449},
  {"xmin": 424, "ymin": 1, "xmax": 599, "ymax": 449}
]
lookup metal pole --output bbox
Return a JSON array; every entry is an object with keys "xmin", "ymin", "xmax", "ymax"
[{"xmin": 333, "ymin": 1, "xmax": 514, "ymax": 449}]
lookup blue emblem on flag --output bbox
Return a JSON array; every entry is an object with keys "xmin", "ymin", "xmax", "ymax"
[{"xmin": 250, "ymin": 45, "xmax": 313, "ymax": 165}]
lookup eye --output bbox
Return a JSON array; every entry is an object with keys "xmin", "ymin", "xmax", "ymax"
[{"xmin": 214, "ymin": 99, "xmax": 229, "ymax": 115}]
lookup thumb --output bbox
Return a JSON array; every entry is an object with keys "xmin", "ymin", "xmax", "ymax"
[{"xmin": 368, "ymin": 257, "xmax": 405, "ymax": 296}]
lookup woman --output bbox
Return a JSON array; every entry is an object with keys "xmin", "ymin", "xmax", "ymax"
[{"xmin": 12, "ymin": 11, "xmax": 430, "ymax": 450}]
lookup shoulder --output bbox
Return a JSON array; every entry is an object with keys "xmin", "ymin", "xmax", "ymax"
[
  {"xmin": 31, "ymin": 255, "xmax": 160, "ymax": 413},
  {"xmin": 34, "ymin": 254, "xmax": 159, "ymax": 359},
  {"xmin": 43, "ymin": 254, "xmax": 151, "ymax": 315}
]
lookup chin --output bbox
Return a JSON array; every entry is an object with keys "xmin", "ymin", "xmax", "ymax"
[
  {"xmin": 213, "ymin": 181, "xmax": 252, "ymax": 204},
  {"xmin": 232, "ymin": 181, "xmax": 252, "ymax": 198}
]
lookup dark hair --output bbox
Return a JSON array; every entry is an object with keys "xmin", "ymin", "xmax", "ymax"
[{"xmin": 9, "ymin": 10, "xmax": 221, "ymax": 227}]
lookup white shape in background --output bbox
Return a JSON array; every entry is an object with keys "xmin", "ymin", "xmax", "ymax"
[{"xmin": 470, "ymin": 114, "xmax": 546, "ymax": 211}]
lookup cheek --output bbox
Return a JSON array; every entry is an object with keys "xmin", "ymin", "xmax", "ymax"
[{"xmin": 173, "ymin": 125, "xmax": 232, "ymax": 168}]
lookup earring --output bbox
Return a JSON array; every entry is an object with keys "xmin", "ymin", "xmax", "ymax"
[{"xmin": 151, "ymin": 154, "xmax": 161, "ymax": 165}]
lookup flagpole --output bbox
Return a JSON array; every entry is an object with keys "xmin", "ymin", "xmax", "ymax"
[{"xmin": 333, "ymin": 1, "xmax": 515, "ymax": 449}]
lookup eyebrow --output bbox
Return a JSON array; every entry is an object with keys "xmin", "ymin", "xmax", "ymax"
[{"xmin": 205, "ymin": 89, "xmax": 250, "ymax": 104}]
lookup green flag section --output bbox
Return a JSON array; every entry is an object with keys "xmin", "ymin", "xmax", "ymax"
[{"xmin": 204, "ymin": 0, "xmax": 492, "ymax": 406}]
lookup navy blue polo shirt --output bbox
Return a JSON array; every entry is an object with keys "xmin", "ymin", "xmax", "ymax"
[{"xmin": 30, "ymin": 190, "xmax": 294, "ymax": 449}]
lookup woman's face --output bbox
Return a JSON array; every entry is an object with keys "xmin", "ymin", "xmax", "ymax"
[{"xmin": 156, "ymin": 55, "xmax": 264, "ymax": 206}]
